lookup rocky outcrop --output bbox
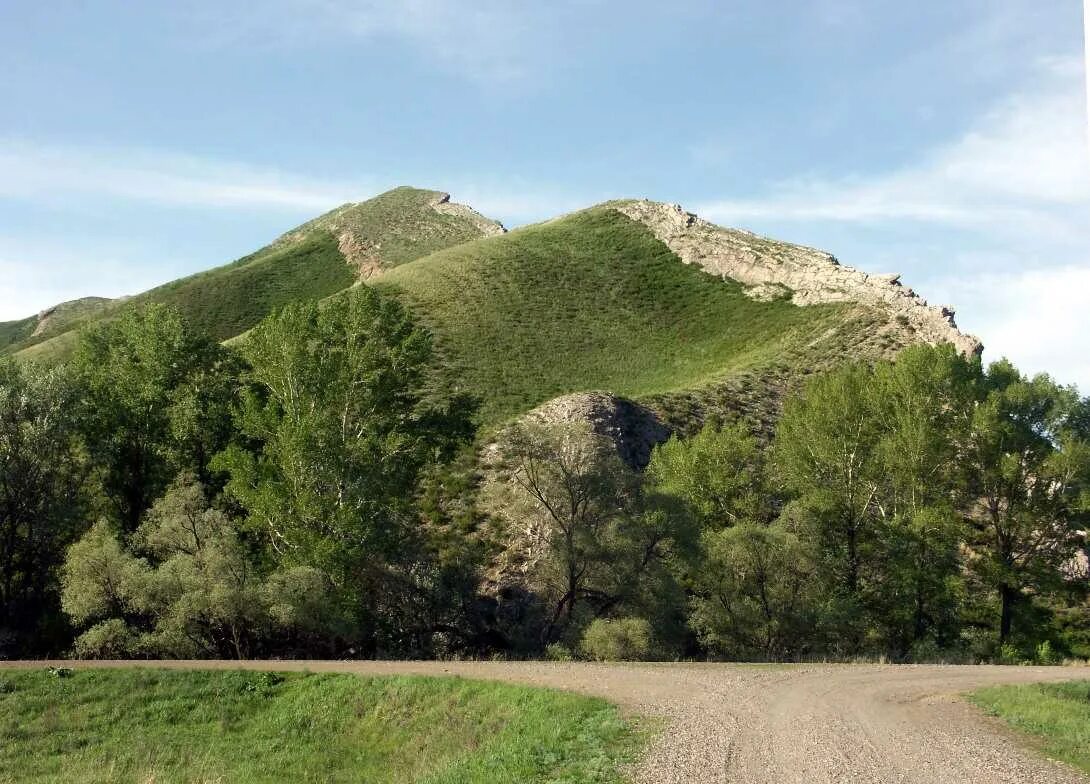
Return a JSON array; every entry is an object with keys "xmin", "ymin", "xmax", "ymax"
[
  {"xmin": 429, "ymin": 192, "xmax": 506, "ymax": 237},
  {"xmin": 502, "ymin": 391, "xmax": 670, "ymax": 470},
  {"xmin": 614, "ymin": 200, "xmax": 981, "ymax": 357}
]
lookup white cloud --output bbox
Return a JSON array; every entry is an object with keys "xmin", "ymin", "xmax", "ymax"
[
  {"xmin": 178, "ymin": 0, "xmax": 555, "ymax": 83},
  {"xmin": 929, "ymin": 265, "xmax": 1090, "ymax": 394},
  {"xmin": 0, "ymin": 141, "xmax": 365, "ymax": 212},
  {"xmin": 695, "ymin": 57, "xmax": 1090, "ymax": 239},
  {"xmin": 689, "ymin": 57, "xmax": 1090, "ymax": 392}
]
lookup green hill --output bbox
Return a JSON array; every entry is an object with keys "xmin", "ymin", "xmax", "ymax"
[
  {"xmin": 7, "ymin": 187, "xmax": 503, "ymax": 362},
  {"xmin": 8, "ymin": 189, "xmax": 976, "ymax": 433},
  {"xmin": 375, "ymin": 205, "xmax": 919, "ymax": 427},
  {"xmin": 374, "ymin": 207, "xmax": 833, "ymax": 423}
]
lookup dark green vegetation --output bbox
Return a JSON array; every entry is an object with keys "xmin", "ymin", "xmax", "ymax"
[
  {"xmin": 3, "ymin": 187, "xmax": 495, "ymax": 362},
  {"xmin": 971, "ymin": 681, "xmax": 1090, "ymax": 773},
  {"xmin": 0, "ymin": 668, "xmax": 636, "ymax": 784},
  {"xmin": 1, "ymin": 193, "xmax": 1087, "ymax": 666},
  {"xmin": 378, "ymin": 207, "xmax": 851, "ymax": 424}
]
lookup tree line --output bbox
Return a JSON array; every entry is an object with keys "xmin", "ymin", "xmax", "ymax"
[{"xmin": 0, "ymin": 291, "xmax": 1087, "ymax": 662}]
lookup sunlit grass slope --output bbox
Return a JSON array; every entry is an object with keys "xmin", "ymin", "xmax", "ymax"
[
  {"xmin": 0, "ymin": 668, "xmax": 638, "ymax": 784},
  {"xmin": 11, "ymin": 187, "xmax": 495, "ymax": 362},
  {"xmin": 377, "ymin": 206, "xmax": 852, "ymax": 425}
]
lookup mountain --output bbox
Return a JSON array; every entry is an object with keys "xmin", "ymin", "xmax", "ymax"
[
  {"xmin": 374, "ymin": 200, "xmax": 978, "ymax": 430},
  {"xmin": 5, "ymin": 187, "xmax": 503, "ymax": 363},
  {"xmin": 5, "ymin": 187, "xmax": 978, "ymax": 434}
]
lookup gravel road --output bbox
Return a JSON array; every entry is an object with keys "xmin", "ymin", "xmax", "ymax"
[{"xmin": 5, "ymin": 659, "xmax": 1087, "ymax": 783}]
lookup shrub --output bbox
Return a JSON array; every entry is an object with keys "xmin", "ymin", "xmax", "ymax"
[
  {"xmin": 580, "ymin": 617, "xmax": 654, "ymax": 661},
  {"xmin": 544, "ymin": 643, "xmax": 574, "ymax": 662},
  {"xmin": 72, "ymin": 619, "xmax": 138, "ymax": 659},
  {"xmin": 1035, "ymin": 641, "xmax": 1060, "ymax": 666}
]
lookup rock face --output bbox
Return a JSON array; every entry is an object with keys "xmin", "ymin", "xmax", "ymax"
[
  {"xmin": 614, "ymin": 200, "xmax": 982, "ymax": 357},
  {"xmin": 516, "ymin": 391, "xmax": 671, "ymax": 470}
]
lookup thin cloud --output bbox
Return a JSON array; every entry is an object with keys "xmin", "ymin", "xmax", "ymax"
[
  {"xmin": 929, "ymin": 264, "xmax": 1090, "ymax": 393},
  {"xmin": 0, "ymin": 141, "xmax": 367, "ymax": 212},
  {"xmin": 176, "ymin": 0, "xmax": 556, "ymax": 84},
  {"xmin": 695, "ymin": 57, "xmax": 1090, "ymax": 239}
]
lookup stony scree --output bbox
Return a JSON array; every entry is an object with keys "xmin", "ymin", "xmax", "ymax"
[{"xmin": 614, "ymin": 199, "xmax": 982, "ymax": 357}]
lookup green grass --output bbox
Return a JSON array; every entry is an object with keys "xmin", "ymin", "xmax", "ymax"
[
  {"xmin": 377, "ymin": 206, "xmax": 853, "ymax": 425},
  {"xmin": 0, "ymin": 668, "xmax": 640, "ymax": 784},
  {"xmin": 0, "ymin": 316, "xmax": 36, "ymax": 352},
  {"xmin": 970, "ymin": 680, "xmax": 1090, "ymax": 773},
  {"xmin": 11, "ymin": 187, "xmax": 495, "ymax": 362}
]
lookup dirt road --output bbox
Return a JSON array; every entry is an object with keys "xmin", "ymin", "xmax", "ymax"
[{"xmin": 5, "ymin": 659, "xmax": 1087, "ymax": 783}]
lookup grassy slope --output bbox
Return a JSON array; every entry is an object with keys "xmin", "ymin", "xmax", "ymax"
[
  {"xmin": 0, "ymin": 668, "xmax": 638, "ymax": 784},
  {"xmin": 376, "ymin": 206, "xmax": 855, "ymax": 425},
  {"xmin": 0, "ymin": 316, "xmax": 36, "ymax": 352},
  {"xmin": 10, "ymin": 187, "xmax": 492, "ymax": 362},
  {"xmin": 970, "ymin": 681, "xmax": 1090, "ymax": 773}
]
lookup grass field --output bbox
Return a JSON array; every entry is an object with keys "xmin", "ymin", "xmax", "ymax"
[
  {"xmin": 0, "ymin": 668, "xmax": 639, "ymax": 784},
  {"xmin": 378, "ymin": 206, "xmax": 852, "ymax": 425},
  {"xmin": 970, "ymin": 680, "xmax": 1090, "ymax": 773}
]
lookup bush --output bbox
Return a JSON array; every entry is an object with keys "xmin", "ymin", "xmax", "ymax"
[
  {"xmin": 580, "ymin": 617, "xmax": 654, "ymax": 661},
  {"xmin": 544, "ymin": 643, "xmax": 574, "ymax": 662},
  {"xmin": 72, "ymin": 619, "xmax": 138, "ymax": 659},
  {"xmin": 1035, "ymin": 641, "xmax": 1060, "ymax": 666}
]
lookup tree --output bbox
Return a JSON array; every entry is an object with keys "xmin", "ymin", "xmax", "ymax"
[
  {"xmin": 62, "ymin": 475, "xmax": 331, "ymax": 659},
  {"xmin": 690, "ymin": 522, "xmax": 815, "ymax": 660},
  {"xmin": 0, "ymin": 360, "xmax": 89, "ymax": 655},
  {"xmin": 503, "ymin": 420, "xmax": 691, "ymax": 646},
  {"xmin": 646, "ymin": 422, "xmax": 769, "ymax": 529},
  {"xmin": 962, "ymin": 362, "xmax": 1090, "ymax": 645},
  {"xmin": 215, "ymin": 288, "xmax": 474, "ymax": 651},
  {"xmin": 73, "ymin": 304, "xmax": 238, "ymax": 531},
  {"xmin": 773, "ymin": 345, "xmax": 978, "ymax": 654}
]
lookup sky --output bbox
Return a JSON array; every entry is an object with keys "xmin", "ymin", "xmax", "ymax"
[{"xmin": 2, "ymin": 0, "xmax": 1088, "ymax": 390}]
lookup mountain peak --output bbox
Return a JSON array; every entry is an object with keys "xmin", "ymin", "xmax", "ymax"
[{"xmin": 612, "ymin": 199, "xmax": 981, "ymax": 357}]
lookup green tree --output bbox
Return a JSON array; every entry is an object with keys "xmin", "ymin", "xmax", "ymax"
[
  {"xmin": 73, "ymin": 304, "xmax": 238, "ymax": 531},
  {"xmin": 215, "ymin": 288, "xmax": 474, "ymax": 651},
  {"xmin": 962, "ymin": 362, "xmax": 1090, "ymax": 645},
  {"xmin": 646, "ymin": 422, "xmax": 769, "ymax": 529},
  {"xmin": 504, "ymin": 421, "xmax": 691, "ymax": 646},
  {"xmin": 774, "ymin": 345, "xmax": 977, "ymax": 654},
  {"xmin": 0, "ymin": 360, "xmax": 89, "ymax": 655},
  {"xmin": 690, "ymin": 522, "xmax": 815, "ymax": 660},
  {"xmin": 62, "ymin": 475, "xmax": 331, "ymax": 659}
]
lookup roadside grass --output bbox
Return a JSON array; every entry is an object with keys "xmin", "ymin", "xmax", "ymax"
[
  {"xmin": 377, "ymin": 206, "xmax": 852, "ymax": 425},
  {"xmin": 970, "ymin": 680, "xmax": 1090, "ymax": 773},
  {"xmin": 0, "ymin": 668, "xmax": 640, "ymax": 784}
]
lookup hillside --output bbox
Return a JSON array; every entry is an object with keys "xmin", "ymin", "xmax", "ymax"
[
  {"xmin": 6, "ymin": 187, "xmax": 503, "ymax": 362},
  {"xmin": 6, "ymin": 189, "xmax": 978, "ymax": 433},
  {"xmin": 375, "ymin": 202, "xmax": 977, "ymax": 429}
]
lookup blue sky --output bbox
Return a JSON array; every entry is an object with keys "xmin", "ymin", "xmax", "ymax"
[{"xmin": 2, "ymin": 1, "xmax": 1088, "ymax": 389}]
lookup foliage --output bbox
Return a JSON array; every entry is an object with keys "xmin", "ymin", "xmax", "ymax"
[
  {"xmin": 646, "ymin": 422, "xmax": 770, "ymax": 529},
  {"xmin": 773, "ymin": 345, "xmax": 977, "ymax": 655},
  {"xmin": 580, "ymin": 617, "xmax": 655, "ymax": 661},
  {"xmin": 960, "ymin": 361, "xmax": 1090, "ymax": 644},
  {"xmin": 971, "ymin": 681, "xmax": 1090, "ymax": 774},
  {"xmin": 72, "ymin": 303, "xmax": 240, "ymax": 531},
  {"xmin": 62, "ymin": 476, "xmax": 345, "ymax": 659},
  {"xmin": 377, "ymin": 207, "xmax": 852, "ymax": 424},
  {"xmin": 503, "ymin": 420, "xmax": 691, "ymax": 647},
  {"xmin": 216, "ymin": 286, "xmax": 475, "ymax": 653},
  {"xmin": 0, "ymin": 668, "xmax": 639, "ymax": 784},
  {"xmin": 0, "ymin": 359, "xmax": 89, "ymax": 656},
  {"xmin": 690, "ymin": 523, "xmax": 816, "ymax": 660}
]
